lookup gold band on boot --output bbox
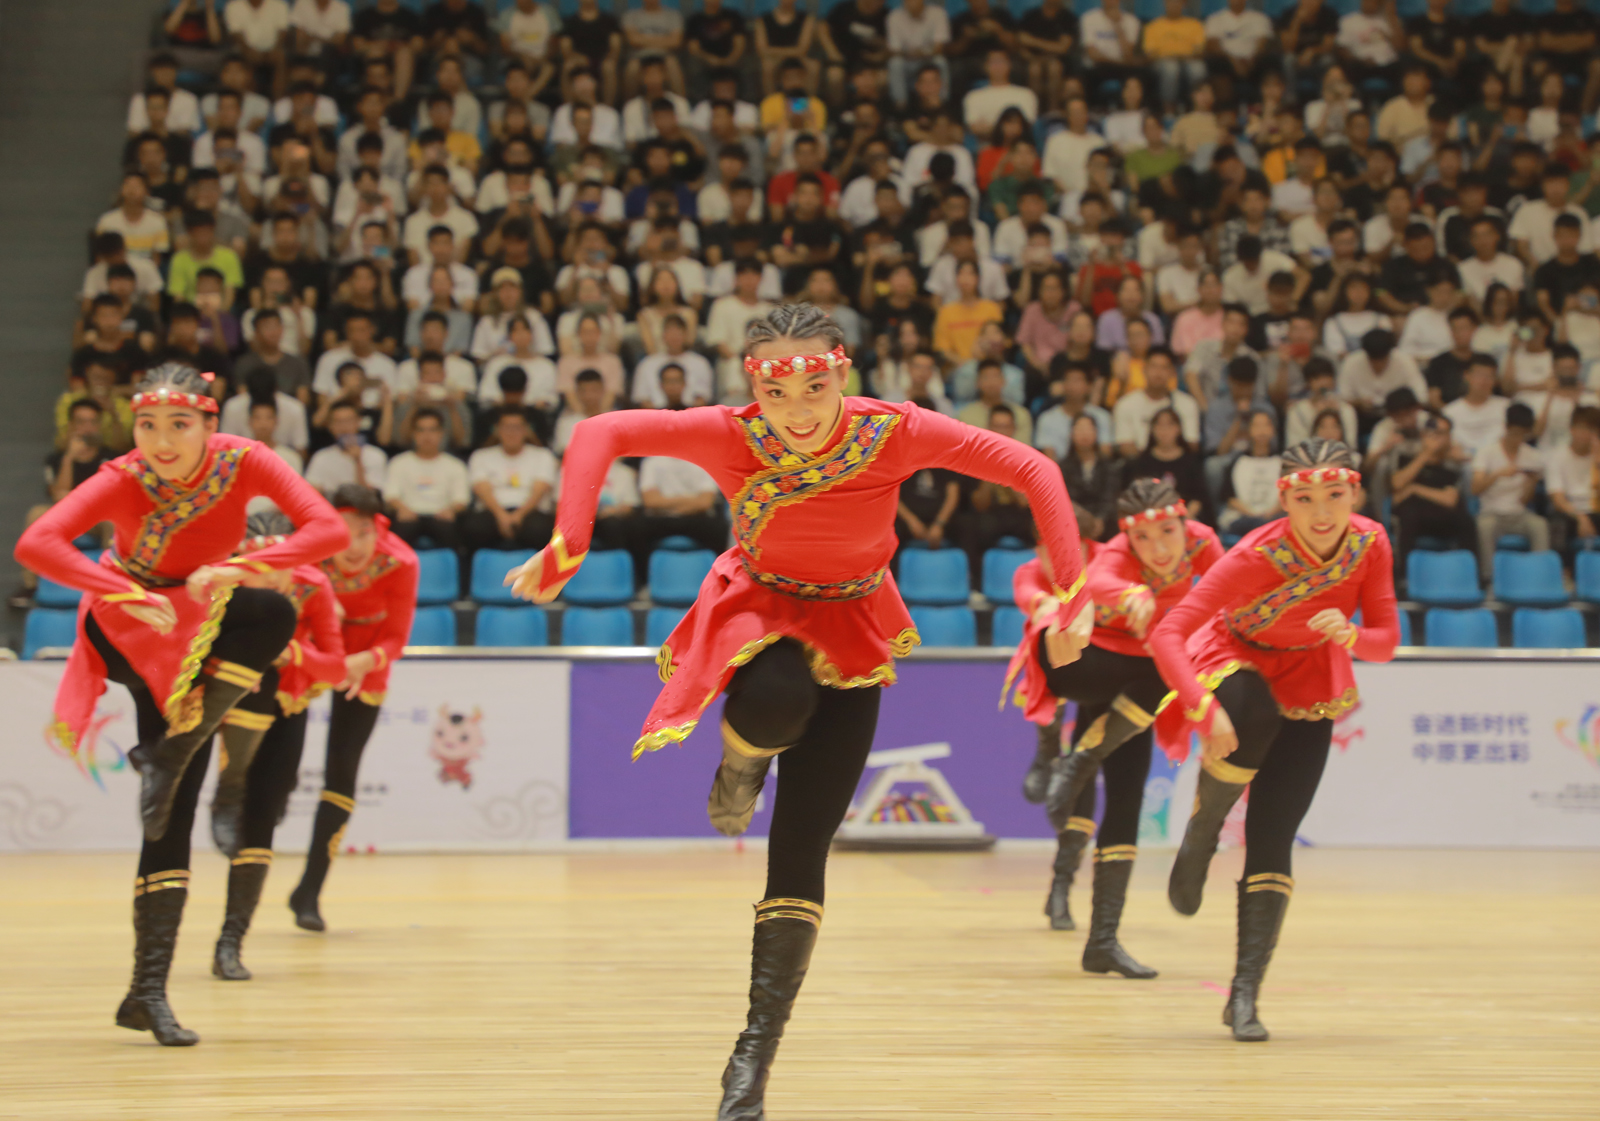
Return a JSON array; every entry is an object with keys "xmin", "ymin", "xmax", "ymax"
[
  {"xmin": 232, "ymin": 848, "xmax": 273, "ymax": 867},
  {"xmin": 1245, "ymin": 873, "xmax": 1294, "ymax": 896},
  {"xmin": 1065, "ymin": 815, "xmax": 1097, "ymax": 835},
  {"xmin": 1094, "ymin": 845, "xmax": 1137, "ymax": 863},
  {"xmin": 134, "ymin": 869, "xmax": 190, "ymax": 896},
  {"xmin": 1073, "ymin": 713, "xmax": 1108, "ymax": 752},
  {"xmin": 222, "ymin": 709, "xmax": 275, "ymax": 731},
  {"xmin": 1202, "ymin": 757, "xmax": 1258, "ymax": 785},
  {"xmin": 320, "ymin": 791, "xmax": 355, "ymax": 812},
  {"xmin": 755, "ymin": 898, "xmax": 824, "ymax": 927},
  {"xmin": 723, "ymin": 718, "xmax": 788, "ymax": 760},
  {"xmin": 1110, "ymin": 695, "xmax": 1155, "ymax": 728},
  {"xmin": 206, "ymin": 660, "xmax": 263, "ymax": 690}
]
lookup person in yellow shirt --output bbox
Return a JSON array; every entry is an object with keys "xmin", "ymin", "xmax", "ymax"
[
  {"xmin": 1144, "ymin": 0, "xmax": 1207, "ymax": 113},
  {"xmin": 759, "ymin": 59, "xmax": 827, "ymax": 133},
  {"xmin": 933, "ymin": 261, "xmax": 1004, "ymax": 365},
  {"xmin": 1260, "ymin": 106, "xmax": 1325, "ymax": 184},
  {"xmin": 407, "ymin": 93, "xmax": 482, "ymax": 176},
  {"xmin": 1375, "ymin": 65, "xmax": 1433, "ymax": 151}
]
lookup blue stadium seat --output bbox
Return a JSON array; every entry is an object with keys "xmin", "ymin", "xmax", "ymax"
[
  {"xmin": 1496, "ymin": 534, "xmax": 1530, "ymax": 552},
  {"xmin": 414, "ymin": 548, "xmax": 459, "ymax": 606},
  {"xmin": 1407, "ymin": 550, "xmax": 1483, "ymax": 606},
  {"xmin": 909, "ymin": 605, "xmax": 977, "ymax": 647},
  {"xmin": 1492, "ymin": 551, "xmax": 1567, "ymax": 606},
  {"xmin": 470, "ymin": 548, "xmax": 535, "ymax": 605},
  {"xmin": 648, "ymin": 548, "xmax": 715, "ymax": 606},
  {"xmin": 1511, "ymin": 608, "xmax": 1586, "ymax": 649},
  {"xmin": 646, "ymin": 606, "xmax": 688, "ymax": 648},
  {"xmin": 981, "ymin": 547, "xmax": 1034, "ymax": 603},
  {"xmin": 72, "ymin": 533, "xmax": 101, "ymax": 550},
  {"xmin": 34, "ymin": 577, "xmax": 81, "ymax": 608},
  {"xmin": 899, "ymin": 548, "xmax": 970, "ymax": 605},
  {"xmin": 1220, "ymin": 533, "xmax": 1242, "ymax": 550},
  {"xmin": 562, "ymin": 550, "xmax": 634, "ymax": 606},
  {"xmin": 473, "ymin": 606, "xmax": 549, "ymax": 647},
  {"xmin": 22, "ymin": 609, "xmax": 78, "ymax": 659},
  {"xmin": 1424, "ymin": 608, "xmax": 1498, "ymax": 648},
  {"xmin": 991, "ymin": 605, "xmax": 1025, "ymax": 648},
  {"xmin": 654, "ymin": 535, "xmax": 700, "ymax": 550},
  {"xmin": 1576, "ymin": 552, "xmax": 1600, "ymax": 603},
  {"xmin": 562, "ymin": 606, "xmax": 635, "ymax": 646},
  {"xmin": 409, "ymin": 605, "xmax": 455, "ymax": 646}
]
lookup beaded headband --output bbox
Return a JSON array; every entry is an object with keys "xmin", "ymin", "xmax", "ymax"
[
  {"xmin": 241, "ymin": 534, "xmax": 288, "ymax": 552},
  {"xmin": 743, "ymin": 345, "xmax": 847, "ymax": 379},
  {"xmin": 1277, "ymin": 466, "xmax": 1361, "ymax": 491},
  {"xmin": 131, "ymin": 374, "xmax": 219, "ymax": 414},
  {"xmin": 1119, "ymin": 501, "xmax": 1187, "ymax": 533}
]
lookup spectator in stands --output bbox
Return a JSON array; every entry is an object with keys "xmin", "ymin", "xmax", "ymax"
[
  {"xmin": 382, "ymin": 407, "xmax": 469, "ymax": 549},
  {"xmin": 306, "ymin": 399, "xmax": 388, "ymax": 496},
  {"xmin": 634, "ymin": 316, "xmax": 714, "ymax": 408},
  {"xmin": 629, "ymin": 453, "xmax": 726, "ymax": 579},
  {"xmin": 463, "ymin": 407, "xmax": 558, "ymax": 551},
  {"xmin": 1469, "ymin": 401, "xmax": 1547, "ymax": 578},
  {"xmin": 957, "ymin": 359, "xmax": 1033, "ymax": 445},
  {"xmin": 55, "ymin": 359, "xmax": 132, "ymax": 454},
  {"xmin": 425, "ymin": 0, "xmax": 493, "ymax": 79},
  {"xmin": 1124, "ymin": 404, "xmax": 1207, "ymax": 520},
  {"xmin": 1216, "ymin": 408, "xmax": 1282, "ymax": 534},
  {"xmin": 1441, "ymin": 353, "xmax": 1508, "ymax": 463},
  {"xmin": 933, "ymin": 260, "xmax": 1005, "ymax": 366},
  {"xmin": 704, "ymin": 261, "xmax": 775, "ymax": 402},
  {"xmin": 554, "ymin": 368, "xmax": 614, "ymax": 455},
  {"xmin": 1339, "ymin": 327, "xmax": 1424, "ymax": 428},
  {"xmin": 166, "ymin": 211, "xmax": 244, "ymax": 305},
  {"xmin": 394, "ymin": 351, "xmax": 472, "ymax": 452},
  {"xmin": 96, "ymin": 173, "xmax": 170, "ymax": 264},
  {"xmin": 1113, "ymin": 347, "xmax": 1199, "ymax": 457},
  {"xmin": 557, "ymin": 315, "xmax": 626, "ymax": 408},
  {"xmin": 1510, "ymin": 167, "xmax": 1592, "ymax": 269},
  {"xmin": 244, "ymin": 395, "xmax": 306, "ymax": 484},
  {"xmin": 1203, "ymin": 355, "xmax": 1276, "ymax": 465},
  {"xmin": 222, "ymin": 368, "xmax": 310, "ymax": 457},
  {"xmin": 157, "ymin": 303, "xmax": 234, "ymax": 392},
  {"xmin": 1396, "ymin": 267, "xmax": 1460, "ymax": 367},
  {"xmin": 1388, "ymin": 411, "xmax": 1475, "ymax": 573},
  {"xmin": 478, "ymin": 317, "xmax": 557, "ymax": 407},
  {"xmin": 315, "ymin": 308, "xmax": 398, "ymax": 407},
  {"xmin": 1545, "ymin": 405, "xmax": 1600, "ymax": 561},
  {"xmin": 895, "ymin": 463, "xmax": 960, "ymax": 556},
  {"xmin": 1035, "ymin": 363, "xmax": 1112, "ymax": 462},
  {"xmin": 1285, "ymin": 356, "xmax": 1357, "ymax": 447},
  {"xmin": 1423, "ymin": 308, "xmax": 1477, "ymax": 409},
  {"xmin": 1337, "ymin": 0, "xmax": 1403, "ymax": 99},
  {"xmin": 71, "ymin": 295, "xmax": 149, "ymax": 388},
  {"xmin": 1183, "ymin": 302, "xmax": 1258, "ymax": 412},
  {"xmin": 1532, "ymin": 214, "xmax": 1600, "ymax": 325},
  {"xmin": 11, "ymin": 398, "xmax": 118, "ymax": 607}
]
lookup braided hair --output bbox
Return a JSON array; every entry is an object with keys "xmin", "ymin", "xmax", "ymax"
[
  {"xmin": 245, "ymin": 510, "xmax": 295, "ymax": 540},
  {"xmin": 743, "ymin": 302, "xmax": 845, "ymax": 362},
  {"xmin": 330, "ymin": 483, "xmax": 384, "ymax": 517},
  {"xmin": 1279, "ymin": 437, "xmax": 1358, "ymax": 477},
  {"xmin": 1116, "ymin": 477, "xmax": 1183, "ymax": 520},
  {"xmin": 135, "ymin": 360, "xmax": 216, "ymax": 399}
]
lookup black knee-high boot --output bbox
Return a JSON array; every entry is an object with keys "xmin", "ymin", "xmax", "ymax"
[
  {"xmin": 214, "ymin": 851, "xmax": 271, "ymax": 980},
  {"xmin": 1022, "ymin": 709, "xmax": 1062, "ymax": 804},
  {"xmin": 709, "ymin": 718, "xmax": 789, "ymax": 838},
  {"xmin": 717, "ymin": 898, "xmax": 821, "ymax": 1121},
  {"xmin": 1044, "ymin": 817, "xmax": 1094, "ymax": 930},
  {"xmin": 210, "ymin": 710, "xmax": 275, "ymax": 858},
  {"xmin": 1224, "ymin": 875, "xmax": 1292, "ymax": 1041},
  {"xmin": 289, "ymin": 792, "xmax": 352, "ymax": 931},
  {"xmin": 1081, "ymin": 847, "xmax": 1157, "ymax": 979},
  {"xmin": 1167, "ymin": 758, "xmax": 1255, "ymax": 916},
  {"xmin": 1045, "ymin": 695, "xmax": 1155, "ymax": 831},
  {"xmin": 116, "ymin": 873, "xmax": 199, "ymax": 1046},
  {"xmin": 131, "ymin": 658, "xmax": 265, "ymax": 842}
]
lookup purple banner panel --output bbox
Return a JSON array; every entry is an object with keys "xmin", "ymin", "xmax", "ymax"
[{"xmin": 567, "ymin": 659, "xmax": 1062, "ymax": 839}]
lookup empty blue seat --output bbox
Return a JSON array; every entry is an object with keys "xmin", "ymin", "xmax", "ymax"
[
  {"xmin": 1493, "ymin": 551, "xmax": 1567, "ymax": 606},
  {"xmin": 1511, "ymin": 608, "xmax": 1586, "ymax": 649},
  {"xmin": 34, "ymin": 577, "xmax": 81, "ymax": 608},
  {"xmin": 562, "ymin": 606, "xmax": 635, "ymax": 646},
  {"xmin": 1496, "ymin": 534, "xmax": 1530, "ymax": 552},
  {"xmin": 22, "ymin": 609, "xmax": 78, "ymax": 659},
  {"xmin": 991, "ymin": 605, "xmax": 1025, "ymax": 648},
  {"xmin": 409, "ymin": 605, "xmax": 455, "ymax": 646},
  {"xmin": 646, "ymin": 606, "xmax": 688, "ymax": 647},
  {"xmin": 1424, "ymin": 608, "xmax": 1498, "ymax": 648},
  {"xmin": 648, "ymin": 548, "xmax": 715, "ymax": 606},
  {"xmin": 473, "ymin": 606, "xmax": 549, "ymax": 647},
  {"xmin": 1577, "ymin": 552, "xmax": 1600, "ymax": 603},
  {"xmin": 562, "ymin": 549, "xmax": 634, "ymax": 606},
  {"xmin": 909, "ymin": 605, "xmax": 977, "ymax": 647},
  {"xmin": 1220, "ymin": 533, "xmax": 1242, "ymax": 550},
  {"xmin": 898, "ymin": 548, "xmax": 970, "ymax": 605},
  {"xmin": 414, "ymin": 548, "xmax": 459, "ymax": 606},
  {"xmin": 1408, "ymin": 550, "xmax": 1483, "ymax": 606},
  {"xmin": 981, "ymin": 547, "xmax": 1034, "ymax": 603},
  {"xmin": 470, "ymin": 548, "xmax": 535, "ymax": 605},
  {"xmin": 654, "ymin": 535, "xmax": 699, "ymax": 550}
]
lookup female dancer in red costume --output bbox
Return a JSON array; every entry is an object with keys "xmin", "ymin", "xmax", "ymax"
[
  {"xmin": 287, "ymin": 484, "xmax": 419, "ymax": 932},
  {"xmin": 209, "ymin": 511, "xmax": 348, "ymax": 980},
  {"xmin": 1149, "ymin": 438, "xmax": 1399, "ymax": 1041},
  {"xmin": 505, "ymin": 305, "xmax": 1094, "ymax": 1121},
  {"xmin": 13, "ymin": 363, "xmax": 346, "ymax": 1045},
  {"xmin": 1005, "ymin": 479, "xmax": 1221, "ymax": 976}
]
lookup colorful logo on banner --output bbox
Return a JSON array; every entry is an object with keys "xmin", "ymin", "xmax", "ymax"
[
  {"xmin": 1554, "ymin": 705, "xmax": 1600, "ymax": 769},
  {"xmin": 48, "ymin": 708, "xmax": 131, "ymax": 790},
  {"xmin": 429, "ymin": 705, "xmax": 485, "ymax": 789}
]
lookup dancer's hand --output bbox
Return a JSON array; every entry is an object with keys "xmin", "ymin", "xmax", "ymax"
[
  {"xmin": 1200, "ymin": 703, "xmax": 1238, "ymax": 762},
  {"xmin": 186, "ymin": 563, "xmax": 249, "ymax": 603},
  {"xmin": 1044, "ymin": 600, "xmax": 1094, "ymax": 668},
  {"xmin": 1125, "ymin": 585, "xmax": 1156, "ymax": 638},
  {"xmin": 338, "ymin": 650, "xmax": 379, "ymax": 699},
  {"xmin": 121, "ymin": 592, "xmax": 176, "ymax": 635},
  {"xmin": 504, "ymin": 549, "xmax": 570, "ymax": 604},
  {"xmin": 1308, "ymin": 608, "xmax": 1355, "ymax": 648}
]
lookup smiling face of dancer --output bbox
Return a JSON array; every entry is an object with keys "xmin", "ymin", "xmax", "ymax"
[
  {"xmin": 1279, "ymin": 473, "xmax": 1356, "ymax": 560},
  {"xmin": 1126, "ymin": 515, "xmax": 1187, "ymax": 574},
  {"xmin": 134, "ymin": 404, "xmax": 217, "ymax": 481},
  {"xmin": 746, "ymin": 339, "xmax": 852, "ymax": 455}
]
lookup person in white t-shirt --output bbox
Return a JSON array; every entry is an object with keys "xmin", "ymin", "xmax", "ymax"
[
  {"xmin": 1545, "ymin": 403, "xmax": 1600, "ymax": 558},
  {"xmin": 1458, "ymin": 215, "xmax": 1525, "ymax": 309},
  {"xmin": 632, "ymin": 456, "xmax": 727, "ymax": 574},
  {"xmin": 1470, "ymin": 402, "xmax": 1548, "ymax": 577},
  {"xmin": 305, "ymin": 400, "xmax": 388, "ymax": 496},
  {"xmin": 290, "ymin": 0, "xmax": 351, "ymax": 56},
  {"xmin": 632, "ymin": 318, "xmax": 715, "ymax": 408},
  {"xmin": 1079, "ymin": 0, "xmax": 1144, "ymax": 96},
  {"xmin": 1203, "ymin": 0, "xmax": 1273, "ymax": 87},
  {"xmin": 1508, "ymin": 169, "xmax": 1593, "ymax": 267},
  {"xmin": 127, "ymin": 55, "xmax": 202, "ymax": 135},
  {"xmin": 224, "ymin": 0, "xmax": 291, "ymax": 91},
  {"xmin": 464, "ymin": 407, "xmax": 560, "ymax": 549},
  {"xmin": 1041, "ymin": 98, "xmax": 1102, "ymax": 195},
  {"xmin": 1441, "ymin": 356, "xmax": 1510, "ymax": 462},
  {"xmin": 962, "ymin": 49, "xmax": 1039, "ymax": 136}
]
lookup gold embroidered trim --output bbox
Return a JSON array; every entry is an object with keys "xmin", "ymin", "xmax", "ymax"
[
  {"xmin": 1095, "ymin": 845, "xmax": 1137, "ymax": 862},
  {"xmin": 1076, "ymin": 713, "xmax": 1108, "ymax": 751},
  {"xmin": 276, "ymin": 683, "xmax": 329, "ymax": 715},
  {"xmin": 722, "ymin": 717, "xmax": 787, "ymax": 759},
  {"xmin": 1203, "ymin": 756, "xmax": 1258, "ymax": 784},
  {"xmin": 232, "ymin": 849, "xmax": 273, "ymax": 866},
  {"xmin": 328, "ymin": 823, "xmax": 348, "ymax": 861},
  {"xmin": 1280, "ymin": 686, "xmax": 1359, "ymax": 721},
  {"xmin": 357, "ymin": 690, "xmax": 386, "ymax": 706},
  {"xmin": 755, "ymin": 896, "xmax": 824, "ymax": 926},
  {"xmin": 163, "ymin": 587, "xmax": 234, "ymax": 734},
  {"xmin": 1245, "ymin": 872, "xmax": 1295, "ymax": 896},
  {"xmin": 222, "ymin": 709, "xmax": 274, "ymax": 730},
  {"xmin": 656, "ymin": 643, "xmax": 675, "ymax": 683},
  {"xmin": 320, "ymin": 790, "xmax": 355, "ymax": 812},
  {"xmin": 1065, "ymin": 815, "xmax": 1097, "ymax": 835},
  {"xmin": 1111, "ymin": 693, "xmax": 1155, "ymax": 728},
  {"xmin": 133, "ymin": 869, "xmax": 191, "ymax": 896}
]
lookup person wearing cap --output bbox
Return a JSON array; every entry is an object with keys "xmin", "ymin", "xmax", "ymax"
[
  {"xmin": 1471, "ymin": 401, "xmax": 1549, "ymax": 578},
  {"xmin": 1338, "ymin": 326, "xmax": 1425, "ymax": 426}
]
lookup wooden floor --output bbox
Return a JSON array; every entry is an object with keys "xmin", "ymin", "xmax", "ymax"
[{"xmin": 3, "ymin": 847, "xmax": 1597, "ymax": 1120}]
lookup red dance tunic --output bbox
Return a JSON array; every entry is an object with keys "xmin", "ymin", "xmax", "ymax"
[
  {"xmin": 1148, "ymin": 514, "xmax": 1401, "ymax": 760},
  {"xmin": 1003, "ymin": 521, "xmax": 1223, "ymax": 726},
  {"xmin": 538, "ymin": 398, "xmax": 1090, "ymax": 757},
  {"xmin": 318, "ymin": 516, "xmax": 418, "ymax": 705},
  {"xmin": 14, "ymin": 434, "xmax": 347, "ymax": 752},
  {"xmin": 275, "ymin": 565, "xmax": 347, "ymax": 715}
]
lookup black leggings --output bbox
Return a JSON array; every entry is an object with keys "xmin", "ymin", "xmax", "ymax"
[
  {"xmin": 321, "ymin": 692, "xmax": 383, "ymax": 799},
  {"xmin": 1039, "ymin": 641, "xmax": 1165, "ymax": 847},
  {"xmin": 1212, "ymin": 670, "xmax": 1334, "ymax": 880},
  {"xmin": 238, "ymin": 704, "xmax": 311, "ymax": 853},
  {"xmin": 86, "ymin": 587, "xmax": 298, "ymax": 877},
  {"xmin": 723, "ymin": 639, "xmax": 881, "ymax": 906}
]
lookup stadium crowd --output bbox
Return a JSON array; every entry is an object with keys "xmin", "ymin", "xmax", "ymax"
[{"xmin": 21, "ymin": 0, "xmax": 1600, "ymax": 608}]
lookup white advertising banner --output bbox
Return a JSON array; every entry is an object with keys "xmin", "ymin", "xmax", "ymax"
[{"xmin": 0, "ymin": 660, "xmax": 569, "ymax": 853}]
